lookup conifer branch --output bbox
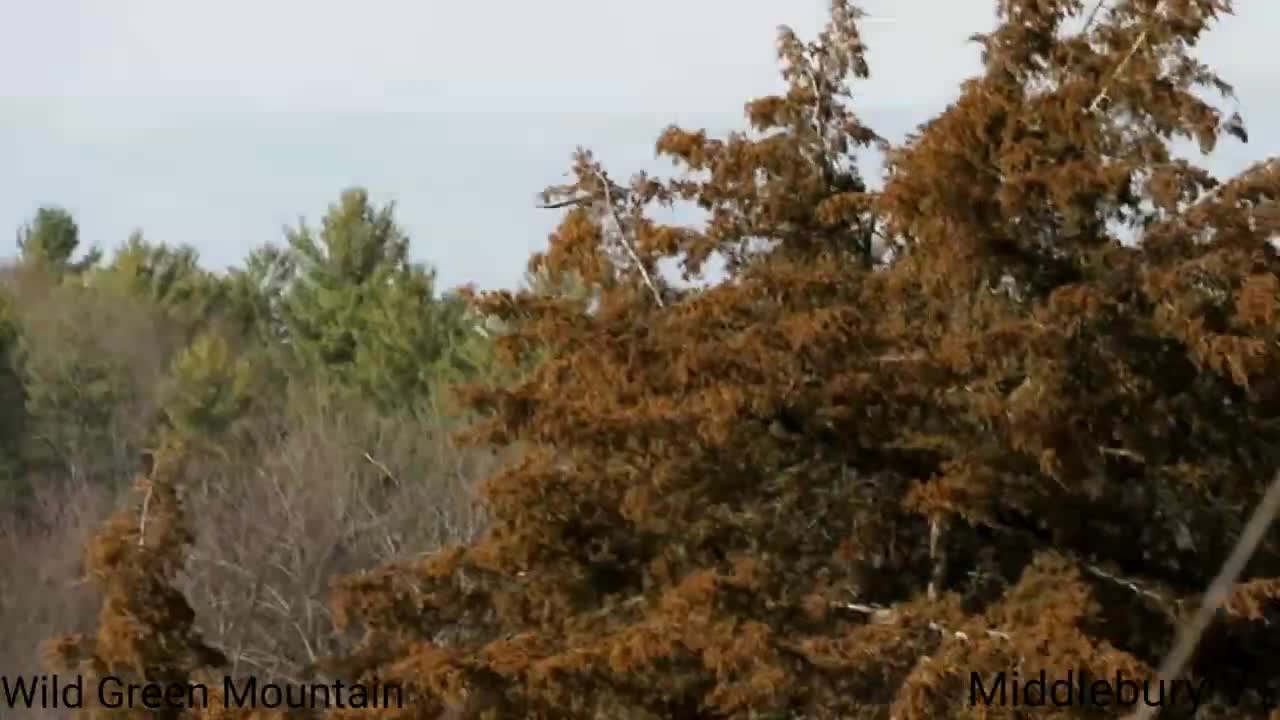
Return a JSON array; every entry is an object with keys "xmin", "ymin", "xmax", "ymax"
[{"xmin": 1127, "ymin": 468, "xmax": 1280, "ymax": 720}]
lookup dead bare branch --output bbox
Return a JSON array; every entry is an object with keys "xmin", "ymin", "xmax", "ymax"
[
  {"xmin": 1088, "ymin": 21, "xmax": 1151, "ymax": 113},
  {"xmin": 137, "ymin": 482, "xmax": 153, "ymax": 547},
  {"xmin": 591, "ymin": 170, "xmax": 665, "ymax": 308}
]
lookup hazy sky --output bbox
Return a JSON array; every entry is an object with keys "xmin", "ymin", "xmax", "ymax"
[{"xmin": 2, "ymin": 1, "xmax": 1276, "ymax": 289}]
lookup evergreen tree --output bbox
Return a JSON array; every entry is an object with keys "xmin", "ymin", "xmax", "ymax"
[
  {"xmin": 281, "ymin": 188, "xmax": 484, "ymax": 412},
  {"xmin": 282, "ymin": 188, "xmax": 411, "ymax": 375},
  {"xmin": 0, "ymin": 293, "xmax": 27, "ymax": 496},
  {"xmin": 162, "ymin": 331, "xmax": 253, "ymax": 450},
  {"xmin": 522, "ymin": 262, "xmax": 597, "ymax": 308},
  {"xmin": 327, "ymin": 2, "xmax": 1280, "ymax": 717},
  {"xmin": 45, "ymin": 439, "xmax": 233, "ymax": 720},
  {"xmin": 91, "ymin": 232, "xmax": 224, "ymax": 334},
  {"xmin": 223, "ymin": 243, "xmax": 295, "ymax": 345},
  {"xmin": 15, "ymin": 207, "xmax": 102, "ymax": 275},
  {"xmin": 355, "ymin": 284, "xmax": 495, "ymax": 412},
  {"xmin": 13, "ymin": 276, "xmax": 183, "ymax": 486},
  {"xmin": 4, "ymin": 232, "xmax": 221, "ymax": 485}
]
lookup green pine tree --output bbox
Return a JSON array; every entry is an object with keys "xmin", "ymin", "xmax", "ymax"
[
  {"xmin": 90, "ymin": 232, "xmax": 224, "ymax": 333},
  {"xmin": 281, "ymin": 187, "xmax": 487, "ymax": 413},
  {"xmin": 163, "ymin": 331, "xmax": 253, "ymax": 449},
  {"xmin": 281, "ymin": 188, "xmax": 409, "ymax": 377},
  {"xmin": 15, "ymin": 206, "xmax": 101, "ymax": 275},
  {"xmin": 222, "ymin": 243, "xmax": 295, "ymax": 344}
]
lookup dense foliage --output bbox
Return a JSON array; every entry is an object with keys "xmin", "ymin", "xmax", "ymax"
[
  {"xmin": 0, "ymin": 185, "xmax": 505, "ymax": 719},
  {"xmin": 5, "ymin": 0, "xmax": 1280, "ymax": 718}
]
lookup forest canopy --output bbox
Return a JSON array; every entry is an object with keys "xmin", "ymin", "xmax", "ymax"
[{"xmin": 4, "ymin": 0, "xmax": 1280, "ymax": 718}]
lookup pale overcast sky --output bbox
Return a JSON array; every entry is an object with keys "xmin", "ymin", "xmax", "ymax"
[{"xmin": 1, "ymin": 1, "xmax": 1276, "ymax": 289}]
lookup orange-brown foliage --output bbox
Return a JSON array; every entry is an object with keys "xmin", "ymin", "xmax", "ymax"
[{"xmin": 54, "ymin": 0, "xmax": 1280, "ymax": 718}]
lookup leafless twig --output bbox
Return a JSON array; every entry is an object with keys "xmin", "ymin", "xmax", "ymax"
[
  {"xmin": 1081, "ymin": 562, "xmax": 1171, "ymax": 610},
  {"xmin": 1100, "ymin": 447, "xmax": 1145, "ymax": 462},
  {"xmin": 536, "ymin": 196, "xmax": 594, "ymax": 210},
  {"xmin": 1080, "ymin": 0, "xmax": 1108, "ymax": 35},
  {"xmin": 363, "ymin": 451, "xmax": 397, "ymax": 486},
  {"xmin": 137, "ymin": 484, "xmax": 153, "ymax": 547},
  {"xmin": 833, "ymin": 599, "xmax": 1015, "ymax": 641},
  {"xmin": 1087, "ymin": 19, "xmax": 1152, "ymax": 113}
]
